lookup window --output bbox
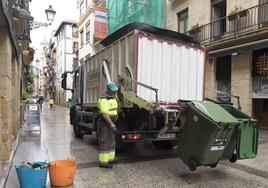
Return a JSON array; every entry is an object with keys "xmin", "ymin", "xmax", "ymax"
[
  {"xmin": 86, "ymin": 22, "xmax": 90, "ymax": 43},
  {"xmin": 177, "ymin": 9, "xmax": 188, "ymax": 33},
  {"xmin": 80, "ymin": 30, "xmax": 84, "ymax": 47},
  {"xmin": 211, "ymin": 0, "xmax": 226, "ymax": 37},
  {"xmin": 73, "ymin": 27, "xmax": 78, "ymax": 38},
  {"xmin": 73, "ymin": 42, "xmax": 78, "ymax": 53},
  {"xmin": 260, "ymin": 0, "xmax": 268, "ymax": 23},
  {"xmin": 86, "ymin": 0, "xmax": 91, "ymax": 8},
  {"xmin": 80, "ymin": 1, "xmax": 85, "ymax": 16}
]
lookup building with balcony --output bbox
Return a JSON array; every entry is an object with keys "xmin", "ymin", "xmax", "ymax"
[
  {"xmin": 44, "ymin": 36, "xmax": 57, "ymax": 100},
  {"xmin": 54, "ymin": 21, "xmax": 78, "ymax": 106},
  {"xmin": 39, "ymin": 40, "xmax": 49, "ymax": 97},
  {"xmin": 166, "ymin": 0, "xmax": 268, "ymax": 129},
  {"xmin": 77, "ymin": 0, "xmax": 108, "ymax": 63}
]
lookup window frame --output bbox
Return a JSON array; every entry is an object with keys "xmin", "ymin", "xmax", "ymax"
[
  {"xmin": 80, "ymin": 1, "xmax": 85, "ymax": 16},
  {"xmin": 177, "ymin": 8, "xmax": 189, "ymax": 33},
  {"xmin": 80, "ymin": 29, "xmax": 84, "ymax": 47},
  {"xmin": 86, "ymin": 22, "xmax": 90, "ymax": 43}
]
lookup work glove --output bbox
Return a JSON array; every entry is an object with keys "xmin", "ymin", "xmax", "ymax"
[{"xmin": 111, "ymin": 124, "xmax": 119, "ymax": 134}]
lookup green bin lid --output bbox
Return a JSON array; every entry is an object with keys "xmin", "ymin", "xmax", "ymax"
[{"xmin": 191, "ymin": 101, "xmax": 239, "ymax": 123}]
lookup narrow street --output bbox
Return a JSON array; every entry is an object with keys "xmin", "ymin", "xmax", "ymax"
[{"xmin": 4, "ymin": 104, "xmax": 268, "ymax": 188}]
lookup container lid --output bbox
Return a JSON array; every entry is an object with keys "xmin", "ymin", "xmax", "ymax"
[
  {"xmin": 191, "ymin": 101, "xmax": 239, "ymax": 123},
  {"xmin": 100, "ymin": 22, "xmax": 200, "ymax": 47}
]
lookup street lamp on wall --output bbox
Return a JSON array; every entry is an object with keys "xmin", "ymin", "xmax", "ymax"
[
  {"xmin": 12, "ymin": 1, "xmax": 56, "ymax": 29},
  {"xmin": 12, "ymin": 0, "xmax": 56, "ymax": 42},
  {"xmin": 29, "ymin": 5, "xmax": 56, "ymax": 29},
  {"xmin": 45, "ymin": 5, "xmax": 56, "ymax": 23}
]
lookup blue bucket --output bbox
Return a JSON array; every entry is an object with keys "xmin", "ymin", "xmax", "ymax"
[{"xmin": 15, "ymin": 162, "xmax": 48, "ymax": 188}]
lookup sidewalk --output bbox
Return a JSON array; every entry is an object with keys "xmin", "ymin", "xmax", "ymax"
[
  {"xmin": 4, "ymin": 104, "xmax": 77, "ymax": 188},
  {"xmin": 3, "ymin": 103, "xmax": 268, "ymax": 188}
]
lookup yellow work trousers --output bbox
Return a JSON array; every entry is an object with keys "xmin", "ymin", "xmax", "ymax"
[{"xmin": 97, "ymin": 119, "xmax": 115, "ymax": 165}]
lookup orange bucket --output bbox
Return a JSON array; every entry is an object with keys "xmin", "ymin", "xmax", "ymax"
[{"xmin": 49, "ymin": 159, "xmax": 76, "ymax": 186}]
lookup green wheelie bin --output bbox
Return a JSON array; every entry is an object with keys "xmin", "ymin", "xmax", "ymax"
[
  {"xmin": 177, "ymin": 101, "xmax": 240, "ymax": 171},
  {"xmin": 220, "ymin": 104, "xmax": 258, "ymax": 160}
]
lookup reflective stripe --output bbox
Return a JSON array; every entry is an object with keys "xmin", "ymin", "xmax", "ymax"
[
  {"xmin": 109, "ymin": 151, "xmax": 115, "ymax": 161},
  {"xmin": 99, "ymin": 152, "xmax": 110, "ymax": 163}
]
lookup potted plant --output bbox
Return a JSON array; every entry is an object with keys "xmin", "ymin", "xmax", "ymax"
[
  {"xmin": 238, "ymin": 9, "xmax": 248, "ymax": 18},
  {"xmin": 228, "ymin": 5, "xmax": 241, "ymax": 21},
  {"xmin": 189, "ymin": 23, "xmax": 201, "ymax": 35}
]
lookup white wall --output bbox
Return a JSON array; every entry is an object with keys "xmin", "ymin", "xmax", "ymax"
[
  {"xmin": 78, "ymin": 12, "xmax": 96, "ymax": 62},
  {"xmin": 55, "ymin": 23, "xmax": 78, "ymax": 103}
]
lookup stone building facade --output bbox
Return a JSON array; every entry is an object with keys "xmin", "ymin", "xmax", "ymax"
[
  {"xmin": 166, "ymin": 0, "xmax": 268, "ymax": 129},
  {"xmin": 0, "ymin": 0, "xmax": 33, "ymax": 178}
]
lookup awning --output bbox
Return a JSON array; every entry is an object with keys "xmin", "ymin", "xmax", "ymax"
[{"xmin": 208, "ymin": 38, "xmax": 268, "ymax": 57}]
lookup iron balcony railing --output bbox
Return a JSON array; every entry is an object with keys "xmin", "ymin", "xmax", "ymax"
[{"xmin": 186, "ymin": 2, "xmax": 268, "ymax": 43}]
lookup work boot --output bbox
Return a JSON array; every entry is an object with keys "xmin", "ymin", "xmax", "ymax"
[
  {"xmin": 109, "ymin": 158, "xmax": 118, "ymax": 165},
  {"xmin": 99, "ymin": 163, "xmax": 113, "ymax": 168}
]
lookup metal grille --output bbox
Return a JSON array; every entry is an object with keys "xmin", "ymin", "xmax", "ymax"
[{"xmin": 256, "ymin": 53, "xmax": 268, "ymax": 76}]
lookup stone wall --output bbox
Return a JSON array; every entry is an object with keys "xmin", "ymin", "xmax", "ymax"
[
  {"xmin": 0, "ymin": 27, "xmax": 13, "ymax": 161},
  {"xmin": 11, "ymin": 56, "xmax": 21, "ymax": 138},
  {"xmin": 231, "ymin": 52, "xmax": 253, "ymax": 115},
  {"xmin": 227, "ymin": 0, "xmax": 259, "ymax": 14},
  {"xmin": 204, "ymin": 60, "xmax": 217, "ymax": 100}
]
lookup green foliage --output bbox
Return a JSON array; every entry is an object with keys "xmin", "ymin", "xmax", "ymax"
[
  {"xmin": 27, "ymin": 73, "xmax": 35, "ymax": 83},
  {"xmin": 229, "ymin": 5, "xmax": 243, "ymax": 15},
  {"xmin": 21, "ymin": 89, "xmax": 29, "ymax": 100}
]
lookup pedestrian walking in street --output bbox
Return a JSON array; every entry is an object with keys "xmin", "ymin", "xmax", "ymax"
[
  {"xmin": 48, "ymin": 98, "xmax": 54, "ymax": 110},
  {"xmin": 37, "ymin": 97, "xmax": 44, "ymax": 110},
  {"xmin": 97, "ymin": 82, "xmax": 119, "ymax": 168}
]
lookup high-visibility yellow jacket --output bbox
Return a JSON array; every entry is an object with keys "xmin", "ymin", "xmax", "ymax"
[
  {"xmin": 98, "ymin": 96, "xmax": 118, "ymax": 116},
  {"xmin": 48, "ymin": 99, "xmax": 54, "ymax": 105}
]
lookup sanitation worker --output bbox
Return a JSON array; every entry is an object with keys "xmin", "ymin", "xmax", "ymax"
[
  {"xmin": 97, "ymin": 82, "xmax": 119, "ymax": 168},
  {"xmin": 48, "ymin": 98, "xmax": 54, "ymax": 110}
]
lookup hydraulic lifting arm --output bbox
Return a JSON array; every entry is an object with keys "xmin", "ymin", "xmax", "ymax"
[
  {"xmin": 118, "ymin": 75, "xmax": 181, "ymax": 135},
  {"xmin": 118, "ymin": 75, "xmax": 160, "ymax": 114}
]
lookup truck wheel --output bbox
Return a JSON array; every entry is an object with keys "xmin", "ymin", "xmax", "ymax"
[
  {"xmin": 74, "ymin": 118, "xmax": 83, "ymax": 138},
  {"xmin": 152, "ymin": 140, "xmax": 177, "ymax": 149},
  {"xmin": 229, "ymin": 153, "xmax": 237, "ymax": 163},
  {"xmin": 188, "ymin": 159, "xmax": 197, "ymax": 171}
]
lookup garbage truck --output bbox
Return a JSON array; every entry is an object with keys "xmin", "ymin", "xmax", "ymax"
[
  {"xmin": 62, "ymin": 23, "xmax": 258, "ymax": 171},
  {"xmin": 62, "ymin": 23, "xmax": 205, "ymax": 148}
]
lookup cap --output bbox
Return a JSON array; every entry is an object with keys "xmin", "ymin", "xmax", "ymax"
[{"xmin": 106, "ymin": 82, "xmax": 118, "ymax": 92}]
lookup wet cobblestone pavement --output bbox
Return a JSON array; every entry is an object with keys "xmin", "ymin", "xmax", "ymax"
[{"xmin": 5, "ymin": 104, "xmax": 268, "ymax": 188}]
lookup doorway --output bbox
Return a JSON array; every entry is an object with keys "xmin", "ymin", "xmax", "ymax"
[
  {"xmin": 216, "ymin": 55, "xmax": 231, "ymax": 103},
  {"xmin": 253, "ymin": 99, "xmax": 268, "ymax": 129}
]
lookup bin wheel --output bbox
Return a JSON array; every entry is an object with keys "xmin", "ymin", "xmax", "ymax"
[
  {"xmin": 188, "ymin": 159, "xmax": 197, "ymax": 171},
  {"xmin": 209, "ymin": 162, "xmax": 218, "ymax": 168},
  {"xmin": 74, "ymin": 118, "xmax": 83, "ymax": 138},
  {"xmin": 229, "ymin": 153, "xmax": 237, "ymax": 163}
]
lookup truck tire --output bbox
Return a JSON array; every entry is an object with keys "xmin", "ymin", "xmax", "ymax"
[
  {"xmin": 152, "ymin": 140, "xmax": 177, "ymax": 149},
  {"xmin": 74, "ymin": 117, "xmax": 83, "ymax": 138}
]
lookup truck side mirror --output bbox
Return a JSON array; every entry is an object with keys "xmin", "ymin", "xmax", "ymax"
[{"xmin": 61, "ymin": 73, "xmax": 67, "ymax": 90}]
